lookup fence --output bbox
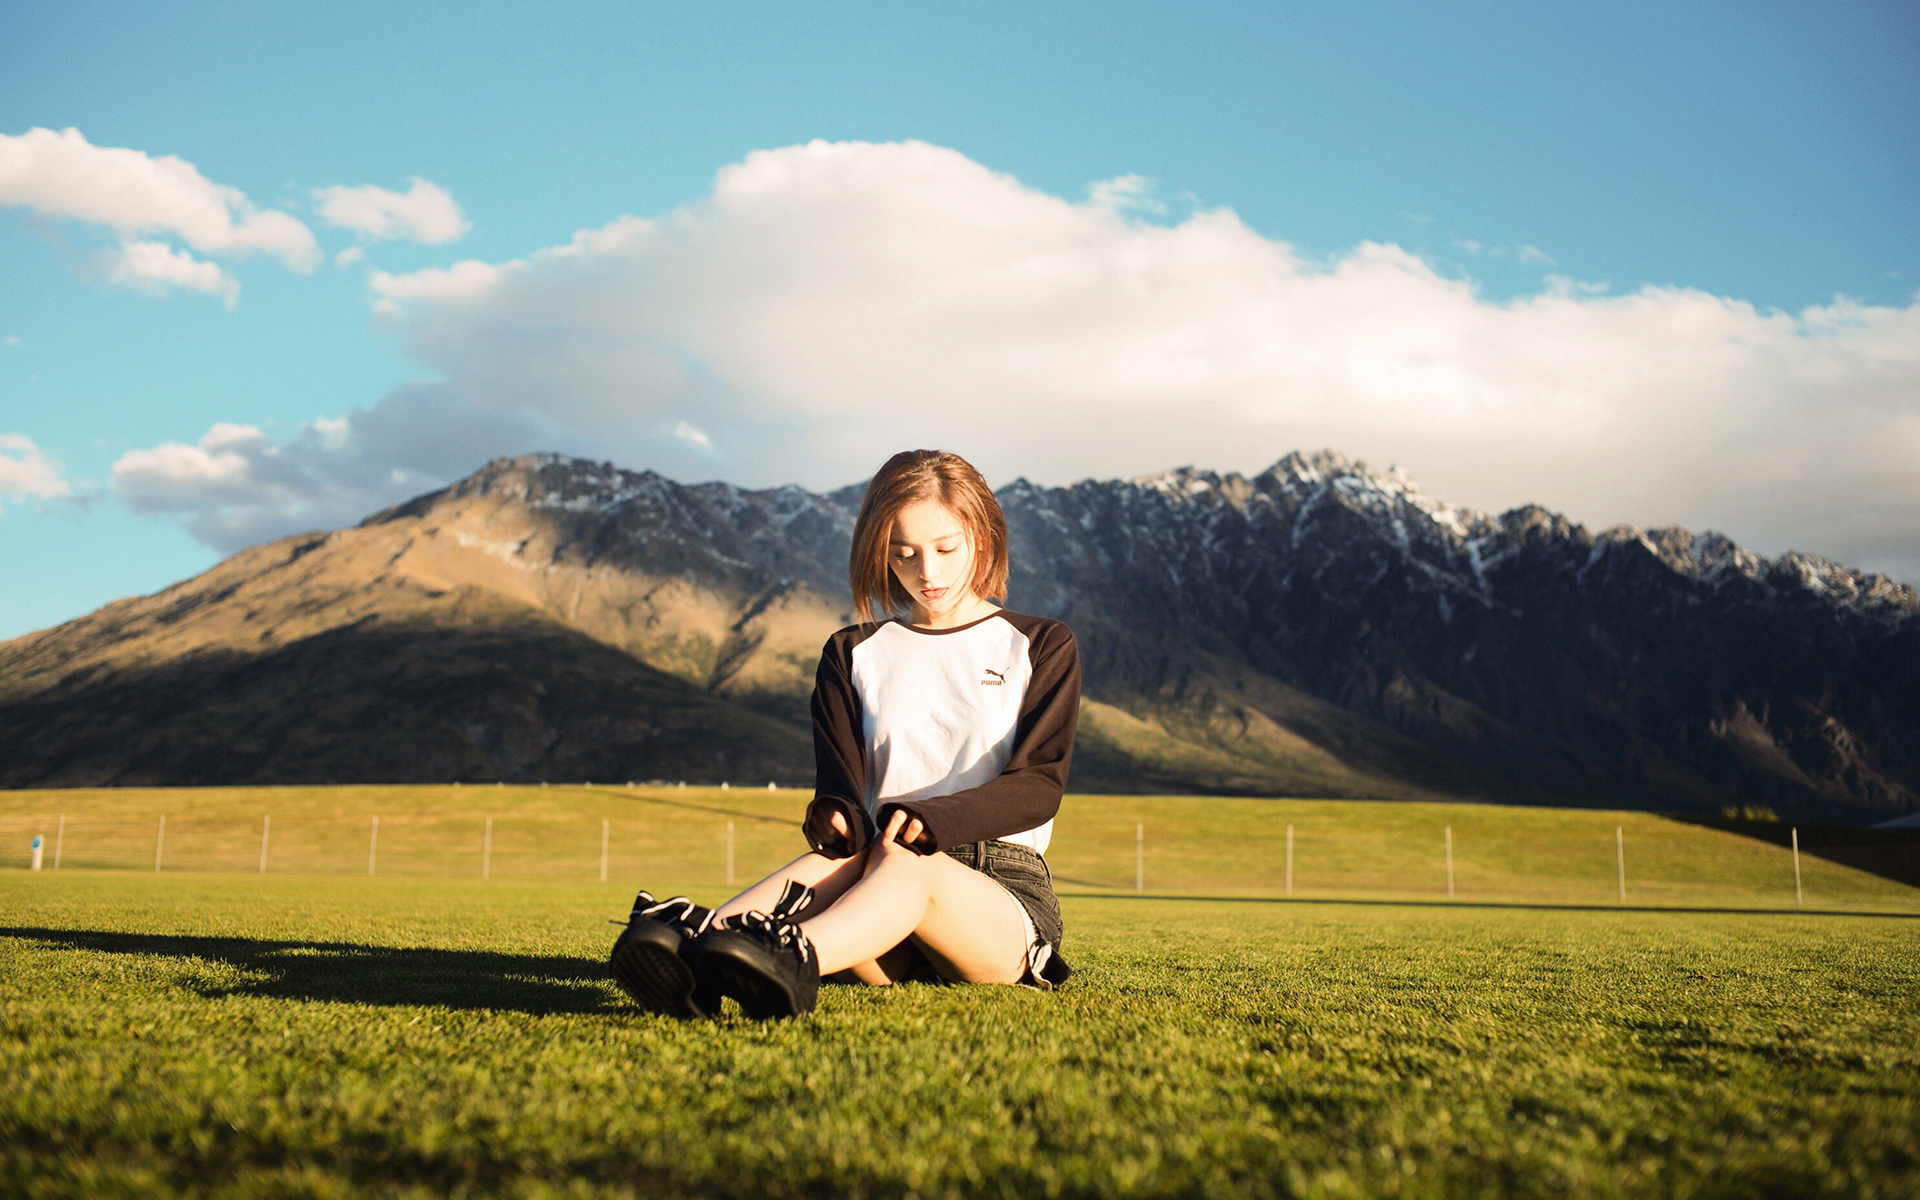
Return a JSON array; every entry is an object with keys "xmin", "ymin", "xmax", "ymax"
[{"xmin": 2, "ymin": 787, "xmax": 1917, "ymax": 912}]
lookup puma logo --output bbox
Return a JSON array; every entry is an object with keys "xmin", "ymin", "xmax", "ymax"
[{"xmin": 980, "ymin": 668, "xmax": 1007, "ymax": 686}]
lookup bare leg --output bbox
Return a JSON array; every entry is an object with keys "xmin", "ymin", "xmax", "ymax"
[
  {"xmin": 710, "ymin": 847, "xmax": 912, "ymax": 983},
  {"xmin": 800, "ymin": 837, "xmax": 1031, "ymax": 984},
  {"xmin": 713, "ymin": 850, "xmax": 867, "ymax": 922}
]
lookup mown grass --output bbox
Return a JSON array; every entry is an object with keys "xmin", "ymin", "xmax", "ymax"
[{"xmin": 2, "ymin": 789, "xmax": 1918, "ymax": 1197}]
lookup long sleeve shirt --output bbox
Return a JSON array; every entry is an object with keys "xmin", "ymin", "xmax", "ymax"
[{"xmin": 802, "ymin": 609, "xmax": 1080, "ymax": 858}]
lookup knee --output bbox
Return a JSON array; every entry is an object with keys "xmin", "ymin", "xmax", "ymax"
[{"xmin": 865, "ymin": 838, "xmax": 935, "ymax": 882}]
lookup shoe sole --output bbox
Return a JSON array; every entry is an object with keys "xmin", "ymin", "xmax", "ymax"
[
  {"xmin": 609, "ymin": 922, "xmax": 707, "ymax": 1019},
  {"xmin": 696, "ymin": 933, "xmax": 811, "ymax": 1020}
]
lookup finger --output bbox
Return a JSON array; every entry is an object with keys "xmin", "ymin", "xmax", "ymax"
[
  {"xmin": 883, "ymin": 808, "xmax": 908, "ymax": 837},
  {"xmin": 829, "ymin": 810, "xmax": 850, "ymax": 837},
  {"xmin": 903, "ymin": 818, "xmax": 925, "ymax": 847}
]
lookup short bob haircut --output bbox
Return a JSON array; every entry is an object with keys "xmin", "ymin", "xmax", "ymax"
[{"xmin": 849, "ymin": 450, "xmax": 1009, "ymax": 624}]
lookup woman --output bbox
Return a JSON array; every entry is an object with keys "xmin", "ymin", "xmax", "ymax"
[{"xmin": 609, "ymin": 449, "xmax": 1080, "ymax": 1019}]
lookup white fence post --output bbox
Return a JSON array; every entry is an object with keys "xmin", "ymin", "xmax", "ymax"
[
  {"xmin": 30, "ymin": 836, "xmax": 42, "ymax": 871},
  {"xmin": 259, "ymin": 815, "xmax": 270, "ymax": 875},
  {"xmin": 1285, "ymin": 824, "xmax": 1294, "ymax": 896},
  {"xmin": 1792, "ymin": 827, "xmax": 1803, "ymax": 908},
  {"xmin": 483, "ymin": 818, "xmax": 493, "ymax": 880},
  {"xmin": 1616, "ymin": 825, "xmax": 1626, "ymax": 902},
  {"xmin": 368, "ymin": 816, "xmax": 379, "ymax": 876},
  {"xmin": 1445, "ymin": 825, "xmax": 1455, "ymax": 900},
  {"xmin": 600, "ymin": 819, "xmax": 610, "ymax": 883},
  {"xmin": 1135, "ymin": 821, "xmax": 1144, "ymax": 893},
  {"xmin": 54, "ymin": 815, "xmax": 63, "ymax": 870},
  {"xmin": 155, "ymin": 814, "xmax": 165, "ymax": 872}
]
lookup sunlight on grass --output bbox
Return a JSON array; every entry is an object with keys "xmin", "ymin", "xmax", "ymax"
[{"xmin": 3, "ymin": 787, "xmax": 1917, "ymax": 1196}]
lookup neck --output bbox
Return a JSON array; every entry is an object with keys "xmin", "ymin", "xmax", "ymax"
[{"xmin": 910, "ymin": 594, "xmax": 998, "ymax": 630}]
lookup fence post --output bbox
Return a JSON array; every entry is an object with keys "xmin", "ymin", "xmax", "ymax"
[
  {"xmin": 1791, "ymin": 826, "xmax": 1803, "ymax": 908},
  {"xmin": 1135, "ymin": 821, "xmax": 1144, "ymax": 893},
  {"xmin": 601, "ymin": 819, "xmax": 610, "ymax": 883},
  {"xmin": 368, "ymin": 816, "xmax": 379, "ymax": 876},
  {"xmin": 54, "ymin": 814, "xmax": 63, "ymax": 870},
  {"xmin": 1445, "ymin": 825, "xmax": 1455, "ymax": 900},
  {"xmin": 483, "ymin": 817, "xmax": 493, "ymax": 880},
  {"xmin": 155, "ymin": 814, "xmax": 165, "ymax": 872},
  {"xmin": 1616, "ymin": 826, "xmax": 1626, "ymax": 903},
  {"xmin": 259, "ymin": 815, "xmax": 270, "ymax": 875},
  {"xmin": 726, "ymin": 820, "xmax": 735, "ymax": 886},
  {"xmin": 1285, "ymin": 824, "xmax": 1294, "ymax": 896}
]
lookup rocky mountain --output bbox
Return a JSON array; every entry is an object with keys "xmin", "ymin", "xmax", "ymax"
[{"xmin": 3, "ymin": 451, "xmax": 1915, "ymax": 823}]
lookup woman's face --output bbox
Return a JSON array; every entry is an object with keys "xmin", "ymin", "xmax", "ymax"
[{"xmin": 888, "ymin": 499, "xmax": 985, "ymax": 626}]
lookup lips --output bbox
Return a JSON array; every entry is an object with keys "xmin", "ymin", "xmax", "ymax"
[{"xmin": 920, "ymin": 587, "xmax": 948, "ymax": 601}]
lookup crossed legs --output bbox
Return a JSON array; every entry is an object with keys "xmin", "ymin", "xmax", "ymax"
[{"xmin": 714, "ymin": 826, "xmax": 1031, "ymax": 985}]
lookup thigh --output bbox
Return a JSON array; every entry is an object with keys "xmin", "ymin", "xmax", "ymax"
[{"xmin": 909, "ymin": 854, "xmax": 1034, "ymax": 985}]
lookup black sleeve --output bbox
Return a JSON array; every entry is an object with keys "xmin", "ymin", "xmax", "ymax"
[
  {"xmin": 802, "ymin": 629, "xmax": 878, "ymax": 858},
  {"xmin": 875, "ymin": 620, "xmax": 1080, "ymax": 854}
]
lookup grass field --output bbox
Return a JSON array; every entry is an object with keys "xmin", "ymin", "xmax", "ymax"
[{"xmin": 3, "ymin": 787, "xmax": 1918, "ymax": 1198}]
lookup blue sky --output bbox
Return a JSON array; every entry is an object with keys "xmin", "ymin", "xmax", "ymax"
[{"xmin": 3, "ymin": 0, "xmax": 1918, "ymax": 640}]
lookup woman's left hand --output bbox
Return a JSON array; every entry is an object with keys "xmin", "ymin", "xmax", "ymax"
[{"xmin": 880, "ymin": 808, "xmax": 932, "ymax": 855}]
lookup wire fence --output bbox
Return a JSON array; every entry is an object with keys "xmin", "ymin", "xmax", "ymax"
[{"xmin": 2, "ymin": 788, "xmax": 1917, "ymax": 913}]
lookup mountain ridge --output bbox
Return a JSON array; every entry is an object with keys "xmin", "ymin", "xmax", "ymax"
[{"xmin": 3, "ymin": 450, "xmax": 1914, "ymax": 822}]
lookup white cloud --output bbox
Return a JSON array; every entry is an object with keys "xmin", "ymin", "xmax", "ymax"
[
  {"xmin": 368, "ymin": 259, "xmax": 501, "ymax": 307},
  {"xmin": 314, "ymin": 177, "xmax": 470, "ymax": 244},
  {"xmin": 110, "ymin": 389, "xmax": 569, "ymax": 552},
  {"xmin": 1517, "ymin": 243, "xmax": 1556, "ymax": 267},
  {"xmin": 0, "ymin": 433, "xmax": 72, "ymax": 512},
  {"xmin": 0, "ymin": 126, "xmax": 319, "ymax": 272},
  {"xmin": 131, "ymin": 140, "xmax": 1920, "ymax": 582},
  {"xmin": 107, "ymin": 241, "xmax": 240, "ymax": 307},
  {"xmin": 1087, "ymin": 174, "xmax": 1166, "ymax": 215},
  {"xmin": 334, "ymin": 245, "xmax": 367, "ymax": 268}
]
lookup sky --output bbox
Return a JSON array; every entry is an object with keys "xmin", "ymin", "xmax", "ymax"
[{"xmin": 2, "ymin": 0, "xmax": 1917, "ymax": 640}]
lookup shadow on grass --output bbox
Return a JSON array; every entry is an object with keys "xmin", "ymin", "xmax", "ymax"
[
  {"xmin": 1055, "ymin": 893, "xmax": 1920, "ymax": 919},
  {"xmin": 0, "ymin": 926, "xmax": 621, "ymax": 1015},
  {"xmin": 1661, "ymin": 814, "xmax": 1920, "ymax": 890}
]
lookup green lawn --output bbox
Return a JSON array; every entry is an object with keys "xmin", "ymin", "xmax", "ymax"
[{"xmin": 2, "ymin": 789, "xmax": 1918, "ymax": 1197}]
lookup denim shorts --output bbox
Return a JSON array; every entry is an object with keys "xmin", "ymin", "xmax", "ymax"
[{"xmin": 914, "ymin": 839, "xmax": 1071, "ymax": 990}]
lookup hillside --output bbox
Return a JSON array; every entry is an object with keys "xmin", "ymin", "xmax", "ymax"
[{"xmin": 2, "ymin": 451, "xmax": 1916, "ymax": 822}]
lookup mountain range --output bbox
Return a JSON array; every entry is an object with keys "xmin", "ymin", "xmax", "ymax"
[{"xmin": 3, "ymin": 451, "xmax": 1915, "ymax": 824}]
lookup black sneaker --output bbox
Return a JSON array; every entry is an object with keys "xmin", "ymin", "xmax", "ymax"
[
  {"xmin": 692, "ymin": 880, "xmax": 820, "ymax": 1020},
  {"xmin": 609, "ymin": 892, "xmax": 723, "ymax": 1018}
]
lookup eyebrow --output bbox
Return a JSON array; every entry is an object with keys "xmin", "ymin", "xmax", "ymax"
[{"xmin": 889, "ymin": 532, "xmax": 965, "ymax": 546}]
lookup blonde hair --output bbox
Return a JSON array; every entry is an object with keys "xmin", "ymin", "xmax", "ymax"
[{"xmin": 849, "ymin": 450, "xmax": 1009, "ymax": 624}]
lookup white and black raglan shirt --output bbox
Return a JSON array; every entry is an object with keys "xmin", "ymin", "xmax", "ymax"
[{"xmin": 802, "ymin": 609, "xmax": 1080, "ymax": 859}]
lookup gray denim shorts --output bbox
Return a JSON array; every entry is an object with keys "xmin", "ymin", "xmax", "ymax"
[{"xmin": 925, "ymin": 839, "xmax": 1072, "ymax": 990}]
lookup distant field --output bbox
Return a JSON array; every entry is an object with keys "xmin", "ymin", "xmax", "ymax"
[
  {"xmin": 2, "ymin": 784, "xmax": 1916, "ymax": 913},
  {"xmin": 3, "ymin": 789, "xmax": 1918, "ymax": 1197}
]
